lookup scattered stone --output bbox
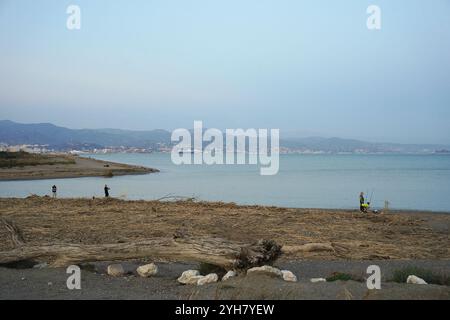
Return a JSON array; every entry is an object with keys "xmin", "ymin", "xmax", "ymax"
[
  {"xmin": 197, "ymin": 273, "xmax": 219, "ymax": 286},
  {"xmin": 222, "ymin": 270, "xmax": 237, "ymax": 281},
  {"xmin": 186, "ymin": 276, "xmax": 205, "ymax": 285},
  {"xmin": 107, "ymin": 264, "xmax": 125, "ymax": 277},
  {"xmin": 407, "ymin": 275, "xmax": 427, "ymax": 285},
  {"xmin": 33, "ymin": 262, "xmax": 48, "ymax": 269},
  {"xmin": 47, "ymin": 282, "xmax": 53, "ymax": 286},
  {"xmin": 247, "ymin": 265, "xmax": 283, "ymax": 278},
  {"xmin": 281, "ymin": 270, "xmax": 297, "ymax": 282},
  {"xmin": 178, "ymin": 270, "xmax": 202, "ymax": 285},
  {"xmin": 310, "ymin": 278, "xmax": 327, "ymax": 283},
  {"xmin": 178, "ymin": 270, "xmax": 220, "ymax": 286},
  {"xmin": 136, "ymin": 263, "xmax": 158, "ymax": 277}
]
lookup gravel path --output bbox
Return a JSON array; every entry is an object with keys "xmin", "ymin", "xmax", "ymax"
[{"xmin": 1, "ymin": 259, "xmax": 448, "ymax": 300}]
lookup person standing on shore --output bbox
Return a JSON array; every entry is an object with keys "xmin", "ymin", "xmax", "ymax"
[
  {"xmin": 52, "ymin": 185, "xmax": 57, "ymax": 198},
  {"xmin": 104, "ymin": 184, "xmax": 110, "ymax": 198},
  {"xmin": 359, "ymin": 192, "xmax": 365, "ymax": 212}
]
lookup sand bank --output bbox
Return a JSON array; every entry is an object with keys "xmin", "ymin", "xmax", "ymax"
[{"xmin": 0, "ymin": 155, "xmax": 158, "ymax": 181}]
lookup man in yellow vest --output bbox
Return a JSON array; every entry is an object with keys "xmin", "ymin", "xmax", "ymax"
[
  {"xmin": 361, "ymin": 202, "xmax": 370, "ymax": 213},
  {"xmin": 359, "ymin": 192, "xmax": 365, "ymax": 212}
]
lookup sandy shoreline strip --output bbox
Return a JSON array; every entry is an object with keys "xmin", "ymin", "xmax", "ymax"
[
  {"xmin": 1, "ymin": 259, "xmax": 449, "ymax": 300},
  {"xmin": 0, "ymin": 155, "xmax": 158, "ymax": 181}
]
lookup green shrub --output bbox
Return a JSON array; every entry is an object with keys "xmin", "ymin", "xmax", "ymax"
[
  {"xmin": 0, "ymin": 151, "xmax": 75, "ymax": 168},
  {"xmin": 326, "ymin": 272, "xmax": 355, "ymax": 282}
]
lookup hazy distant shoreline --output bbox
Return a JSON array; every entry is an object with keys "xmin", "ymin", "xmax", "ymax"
[{"xmin": 2, "ymin": 120, "xmax": 450, "ymax": 155}]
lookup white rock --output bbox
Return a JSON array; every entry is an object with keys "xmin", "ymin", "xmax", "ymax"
[
  {"xmin": 136, "ymin": 263, "xmax": 158, "ymax": 277},
  {"xmin": 178, "ymin": 270, "xmax": 201, "ymax": 284},
  {"xmin": 247, "ymin": 265, "xmax": 283, "ymax": 278},
  {"xmin": 33, "ymin": 262, "xmax": 48, "ymax": 269},
  {"xmin": 185, "ymin": 276, "xmax": 205, "ymax": 285},
  {"xmin": 107, "ymin": 264, "xmax": 125, "ymax": 277},
  {"xmin": 310, "ymin": 278, "xmax": 327, "ymax": 283},
  {"xmin": 406, "ymin": 275, "xmax": 427, "ymax": 285},
  {"xmin": 281, "ymin": 270, "xmax": 297, "ymax": 282},
  {"xmin": 197, "ymin": 273, "xmax": 219, "ymax": 286},
  {"xmin": 222, "ymin": 270, "xmax": 237, "ymax": 281},
  {"xmin": 247, "ymin": 266, "xmax": 283, "ymax": 278}
]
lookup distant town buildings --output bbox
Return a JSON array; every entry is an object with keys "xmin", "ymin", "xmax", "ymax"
[
  {"xmin": 0, "ymin": 144, "xmax": 51, "ymax": 153},
  {"xmin": 0, "ymin": 142, "xmax": 448, "ymax": 155}
]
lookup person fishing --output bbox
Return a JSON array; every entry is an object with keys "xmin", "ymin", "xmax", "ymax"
[
  {"xmin": 52, "ymin": 185, "xmax": 57, "ymax": 198},
  {"xmin": 359, "ymin": 192, "xmax": 365, "ymax": 212},
  {"xmin": 361, "ymin": 201, "xmax": 370, "ymax": 213},
  {"xmin": 104, "ymin": 184, "xmax": 110, "ymax": 198}
]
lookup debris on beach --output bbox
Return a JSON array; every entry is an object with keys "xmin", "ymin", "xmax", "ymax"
[
  {"xmin": 177, "ymin": 270, "xmax": 219, "ymax": 286},
  {"xmin": 136, "ymin": 263, "xmax": 158, "ymax": 278},
  {"xmin": 107, "ymin": 264, "xmax": 125, "ymax": 277},
  {"xmin": 310, "ymin": 278, "xmax": 327, "ymax": 283},
  {"xmin": 407, "ymin": 275, "xmax": 427, "ymax": 284},
  {"xmin": 178, "ymin": 270, "xmax": 202, "ymax": 285},
  {"xmin": 282, "ymin": 243, "xmax": 335, "ymax": 254},
  {"xmin": 281, "ymin": 270, "xmax": 297, "ymax": 282},
  {"xmin": 33, "ymin": 262, "xmax": 48, "ymax": 269},
  {"xmin": 247, "ymin": 265, "xmax": 283, "ymax": 278},
  {"xmin": 197, "ymin": 273, "xmax": 219, "ymax": 286},
  {"xmin": 1, "ymin": 198, "xmax": 449, "ymax": 272},
  {"xmin": 222, "ymin": 270, "xmax": 237, "ymax": 281}
]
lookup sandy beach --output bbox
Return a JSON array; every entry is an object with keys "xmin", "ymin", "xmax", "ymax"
[
  {"xmin": 0, "ymin": 154, "xmax": 158, "ymax": 181},
  {"xmin": 1, "ymin": 197, "xmax": 448, "ymax": 260},
  {"xmin": 0, "ymin": 197, "xmax": 449, "ymax": 299}
]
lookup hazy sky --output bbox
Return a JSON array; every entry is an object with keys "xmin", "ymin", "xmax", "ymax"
[{"xmin": 0, "ymin": 0, "xmax": 449, "ymax": 144}]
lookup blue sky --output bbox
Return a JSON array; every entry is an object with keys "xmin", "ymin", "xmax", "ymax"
[{"xmin": 0, "ymin": 0, "xmax": 449, "ymax": 144}]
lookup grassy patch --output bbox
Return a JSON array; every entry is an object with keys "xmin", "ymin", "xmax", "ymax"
[
  {"xmin": 391, "ymin": 266, "xmax": 450, "ymax": 286},
  {"xmin": 0, "ymin": 151, "xmax": 75, "ymax": 168},
  {"xmin": 326, "ymin": 272, "xmax": 360, "ymax": 282}
]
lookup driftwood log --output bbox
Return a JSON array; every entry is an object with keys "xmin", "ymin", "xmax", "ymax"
[
  {"xmin": 0, "ymin": 218, "xmax": 281, "ymax": 269},
  {"xmin": 0, "ymin": 238, "xmax": 281, "ymax": 269},
  {"xmin": 0, "ymin": 218, "xmax": 24, "ymax": 247}
]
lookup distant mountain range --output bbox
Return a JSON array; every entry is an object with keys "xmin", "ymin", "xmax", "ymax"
[
  {"xmin": 1, "ymin": 120, "xmax": 449, "ymax": 154},
  {"xmin": 0, "ymin": 120, "xmax": 171, "ymax": 150},
  {"xmin": 281, "ymin": 137, "xmax": 449, "ymax": 154}
]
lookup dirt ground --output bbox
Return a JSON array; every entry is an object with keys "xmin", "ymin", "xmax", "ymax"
[
  {"xmin": 0, "ymin": 197, "xmax": 449, "ymax": 261},
  {"xmin": 0, "ymin": 155, "xmax": 157, "ymax": 180},
  {"xmin": 1, "ymin": 260, "xmax": 449, "ymax": 300}
]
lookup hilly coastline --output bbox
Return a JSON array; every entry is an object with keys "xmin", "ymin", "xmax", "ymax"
[{"xmin": 1, "ymin": 120, "xmax": 449, "ymax": 154}]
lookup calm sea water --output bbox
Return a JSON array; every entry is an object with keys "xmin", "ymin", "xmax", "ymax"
[{"xmin": 1, "ymin": 153, "xmax": 449, "ymax": 212}]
